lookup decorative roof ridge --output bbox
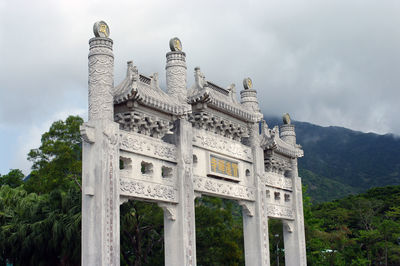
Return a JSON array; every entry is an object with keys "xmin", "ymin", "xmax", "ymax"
[
  {"xmin": 261, "ymin": 128, "xmax": 304, "ymax": 158},
  {"xmin": 113, "ymin": 62, "xmax": 190, "ymax": 115},
  {"xmin": 188, "ymin": 87, "xmax": 258, "ymax": 122},
  {"xmin": 187, "ymin": 88, "xmax": 211, "ymax": 103},
  {"xmin": 207, "ymin": 92, "xmax": 258, "ymax": 122},
  {"xmin": 205, "ymin": 81, "xmax": 230, "ymax": 96},
  {"xmin": 189, "ymin": 67, "xmax": 257, "ymax": 122}
]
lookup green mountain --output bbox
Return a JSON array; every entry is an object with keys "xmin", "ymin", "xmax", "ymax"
[{"xmin": 265, "ymin": 117, "xmax": 400, "ymax": 202}]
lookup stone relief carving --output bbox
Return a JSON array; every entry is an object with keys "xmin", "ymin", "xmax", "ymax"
[
  {"xmin": 194, "ymin": 67, "xmax": 206, "ymax": 89},
  {"xmin": 115, "ymin": 110, "xmax": 173, "ymax": 139},
  {"xmin": 119, "ymin": 131, "xmax": 177, "ymax": 162},
  {"xmin": 266, "ymin": 203, "xmax": 294, "ymax": 220},
  {"xmin": 119, "ymin": 178, "xmax": 178, "ymax": 203},
  {"xmin": 262, "ymin": 172, "xmax": 293, "ymax": 190},
  {"xmin": 189, "ymin": 111, "xmax": 249, "ymax": 141},
  {"xmin": 88, "ymin": 41, "xmax": 114, "ymax": 121},
  {"xmin": 260, "ymin": 189, "xmax": 270, "ymax": 265},
  {"xmin": 102, "ymin": 124, "xmax": 119, "ymax": 266},
  {"xmin": 193, "ymin": 130, "xmax": 252, "ymax": 161},
  {"xmin": 193, "ymin": 175, "xmax": 255, "ymax": 201},
  {"xmin": 166, "ymin": 53, "xmax": 187, "ymax": 103},
  {"xmin": 263, "ymin": 151, "xmax": 292, "ymax": 174}
]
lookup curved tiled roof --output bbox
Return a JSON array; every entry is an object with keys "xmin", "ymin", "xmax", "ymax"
[
  {"xmin": 188, "ymin": 82, "xmax": 260, "ymax": 122},
  {"xmin": 113, "ymin": 72, "xmax": 190, "ymax": 116}
]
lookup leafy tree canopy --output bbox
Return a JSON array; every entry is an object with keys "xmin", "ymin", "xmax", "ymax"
[
  {"xmin": 0, "ymin": 169, "xmax": 24, "ymax": 188},
  {"xmin": 26, "ymin": 115, "xmax": 83, "ymax": 194}
]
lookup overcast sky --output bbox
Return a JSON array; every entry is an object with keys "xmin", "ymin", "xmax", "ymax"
[{"xmin": 1, "ymin": 0, "xmax": 399, "ymax": 175}]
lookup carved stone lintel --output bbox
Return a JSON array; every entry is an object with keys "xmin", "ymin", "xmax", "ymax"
[
  {"xmin": 120, "ymin": 178, "xmax": 178, "ymax": 203},
  {"xmin": 119, "ymin": 130, "xmax": 177, "ymax": 162},
  {"xmin": 193, "ymin": 129, "xmax": 253, "ymax": 162},
  {"xmin": 262, "ymin": 172, "xmax": 293, "ymax": 190},
  {"xmin": 266, "ymin": 203, "xmax": 294, "ymax": 220},
  {"xmin": 193, "ymin": 175, "xmax": 255, "ymax": 201},
  {"xmin": 158, "ymin": 203, "xmax": 177, "ymax": 221},
  {"xmin": 239, "ymin": 200, "xmax": 255, "ymax": 217}
]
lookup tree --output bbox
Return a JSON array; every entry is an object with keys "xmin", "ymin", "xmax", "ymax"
[
  {"xmin": 0, "ymin": 169, "xmax": 24, "ymax": 188},
  {"xmin": 195, "ymin": 196, "xmax": 244, "ymax": 266},
  {"xmin": 26, "ymin": 116, "xmax": 83, "ymax": 194},
  {"xmin": 0, "ymin": 185, "xmax": 81, "ymax": 265},
  {"xmin": 120, "ymin": 200, "xmax": 164, "ymax": 266}
]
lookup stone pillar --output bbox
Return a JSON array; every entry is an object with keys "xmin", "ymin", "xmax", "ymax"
[
  {"xmin": 240, "ymin": 78, "xmax": 261, "ymax": 112},
  {"xmin": 88, "ymin": 27, "xmax": 114, "ymax": 121},
  {"xmin": 163, "ymin": 119, "xmax": 197, "ymax": 266},
  {"xmin": 279, "ymin": 123, "xmax": 307, "ymax": 266},
  {"xmin": 82, "ymin": 21, "xmax": 120, "ymax": 266},
  {"xmin": 166, "ymin": 38, "xmax": 187, "ymax": 104},
  {"xmin": 280, "ymin": 124, "xmax": 296, "ymax": 146},
  {"xmin": 242, "ymin": 123, "xmax": 271, "ymax": 266}
]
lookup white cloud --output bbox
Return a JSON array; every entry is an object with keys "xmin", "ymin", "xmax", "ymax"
[{"xmin": 1, "ymin": 0, "xmax": 400, "ymax": 172}]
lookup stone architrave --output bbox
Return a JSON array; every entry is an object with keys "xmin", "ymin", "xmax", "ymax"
[{"xmin": 81, "ymin": 21, "xmax": 307, "ymax": 266}]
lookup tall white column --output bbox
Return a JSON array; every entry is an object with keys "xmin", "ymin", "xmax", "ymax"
[
  {"xmin": 165, "ymin": 38, "xmax": 187, "ymax": 104},
  {"xmin": 242, "ymin": 123, "xmax": 271, "ymax": 266},
  {"xmin": 163, "ymin": 119, "xmax": 197, "ymax": 266},
  {"xmin": 82, "ymin": 21, "xmax": 120, "ymax": 266},
  {"xmin": 280, "ymin": 123, "xmax": 307, "ymax": 266},
  {"xmin": 283, "ymin": 158, "xmax": 307, "ymax": 266}
]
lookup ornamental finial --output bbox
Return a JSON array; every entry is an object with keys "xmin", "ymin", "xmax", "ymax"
[
  {"xmin": 169, "ymin": 37, "xmax": 182, "ymax": 51},
  {"xmin": 283, "ymin": 113, "xmax": 291, "ymax": 125},
  {"xmin": 93, "ymin": 21, "xmax": 110, "ymax": 38},
  {"xmin": 243, "ymin": 77, "xmax": 253, "ymax": 90}
]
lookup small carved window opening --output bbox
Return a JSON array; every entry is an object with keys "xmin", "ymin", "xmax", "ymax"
[
  {"xmin": 120, "ymin": 156, "xmax": 132, "ymax": 170},
  {"xmin": 284, "ymin": 170, "xmax": 290, "ymax": 178},
  {"xmin": 266, "ymin": 190, "xmax": 270, "ymax": 198},
  {"xmin": 162, "ymin": 166, "xmax": 173, "ymax": 178},
  {"xmin": 284, "ymin": 193, "xmax": 290, "ymax": 202},
  {"xmin": 274, "ymin": 192, "xmax": 281, "ymax": 200},
  {"xmin": 245, "ymin": 169, "xmax": 251, "ymax": 177},
  {"xmin": 193, "ymin": 155, "xmax": 198, "ymax": 165},
  {"xmin": 141, "ymin": 161, "xmax": 153, "ymax": 175}
]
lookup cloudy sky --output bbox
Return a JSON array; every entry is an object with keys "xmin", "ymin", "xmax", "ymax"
[{"xmin": 1, "ymin": 0, "xmax": 399, "ymax": 175}]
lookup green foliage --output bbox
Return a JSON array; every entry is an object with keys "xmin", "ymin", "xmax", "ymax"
[
  {"xmin": 299, "ymin": 168, "xmax": 356, "ymax": 203},
  {"xmin": 307, "ymin": 185, "xmax": 400, "ymax": 265},
  {"xmin": 0, "ymin": 185, "xmax": 81, "ymax": 265},
  {"xmin": 265, "ymin": 116, "xmax": 400, "ymax": 203},
  {"xmin": 3, "ymin": 115, "xmax": 400, "ymax": 265},
  {"xmin": 195, "ymin": 196, "xmax": 244, "ymax": 266},
  {"xmin": 120, "ymin": 201, "xmax": 164, "ymax": 266},
  {"xmin": 0, "ymin": 169, "xmax": 24, "ymax": 188},
  {"xmin": 26, "ymin": 115, "xmax": 83, "ymax": 194}
]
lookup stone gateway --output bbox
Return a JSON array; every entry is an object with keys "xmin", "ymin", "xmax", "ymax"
[{"xmin": 81, "ymin": 21, "xmax": 307, "ymax": 266}]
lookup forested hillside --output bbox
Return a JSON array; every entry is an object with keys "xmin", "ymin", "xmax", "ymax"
[{"xmin": 266, "ymin": 117, "xmax": 400, "ymax": 202}]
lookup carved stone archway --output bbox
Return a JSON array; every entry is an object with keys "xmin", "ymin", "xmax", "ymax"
[{"xmin": 81, "ymin": 21, "xmax": 306, "ymax": 266}]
